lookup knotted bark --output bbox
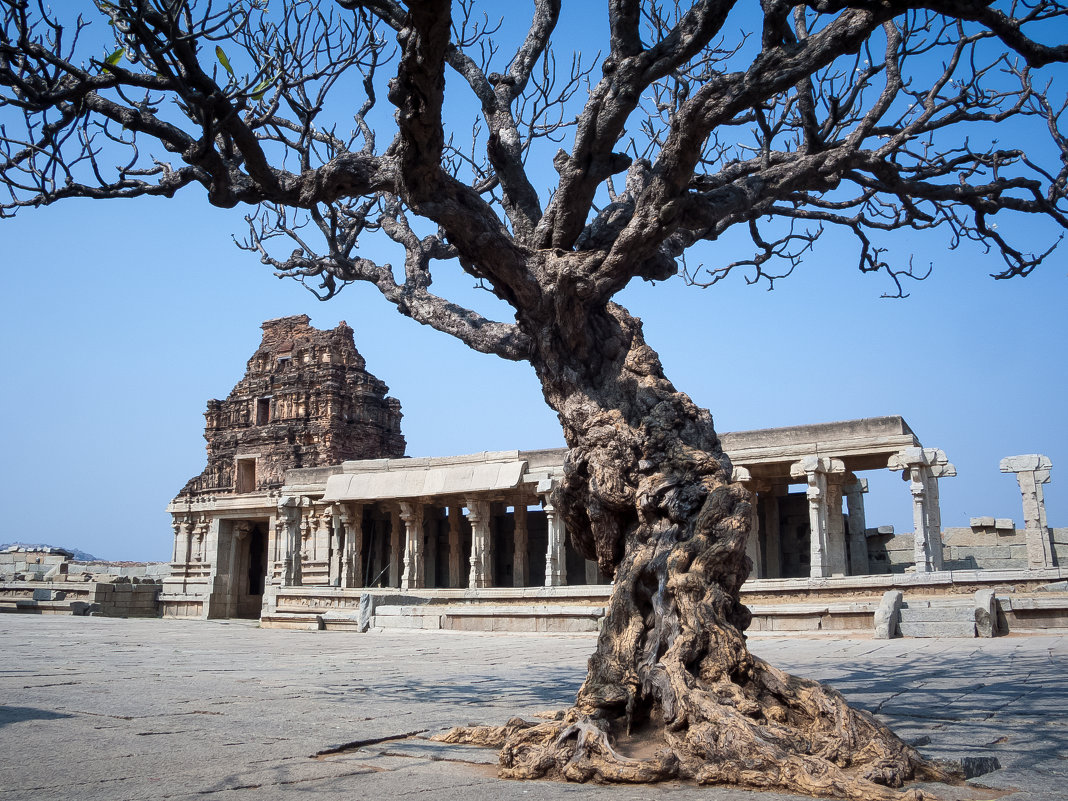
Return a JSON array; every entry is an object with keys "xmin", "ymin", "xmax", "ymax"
[{"xmin": 438, "ymin": 303, "xmax": 960, "ymax": 799}]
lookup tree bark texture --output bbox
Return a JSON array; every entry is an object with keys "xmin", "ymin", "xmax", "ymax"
[{"xmin": 439, "ymin": 303, "xmax": 959, "ymax": 799}]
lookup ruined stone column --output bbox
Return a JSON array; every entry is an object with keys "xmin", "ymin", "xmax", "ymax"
[
  {"xmin": 512, "ymin": 503, "xmax": 529, "ymax": 588},
  {"xmin": 448, "ymin": 505, "xmax": 464, "ymax": 588},
  {"xmin": 467, "ymin": 499, "xmax": 492, "ymax": 589},
  {"xmin": 790, "ymin": 456, "xmax": 845, "ymax": 578},
  {"xmin": 845, "ymin": 479, "xmax": 870, "ymax": 576},
  {"xmin": 924, "ymin": 449, "xmax": 955, "ymax": 572},
  {"xmin": 399, "ymin": 502, "xmax": 425, "ymax": 591},
  {"xmin": 889, "ymin": 448, "xmax": 954, "ymax": 572},
  {"xmin": 1000, "ymin": 454, "xmax": 1055, "ymax": 569},
  {"xmin": 539, "ymin": 479, "xmax": 567, "ymax": 587},
  {"xmin": 825, "ymin": 477, "xmax": 848, "ymax": 577},
  {"xmin": 388, "ymin": 508, "xmax": 402, "ymax": 587}
]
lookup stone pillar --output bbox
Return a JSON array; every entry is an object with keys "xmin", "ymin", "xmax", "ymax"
[
  {"xmin": 316, "ymin": 507, "xmax": 332, "ymax": 564},
  {"xmin": 584, "ymin": 560, "xmax": 600, "ymax": 584},
  {"xmin": 539, "ymin": 480, "xmax": 567, "ymax": 587},
  {"xmin": 399, "ymin": 502, "xmax": 425, "ymax": 591},
  {"xmin": 889, "ymin": 448, "xmax": 955, "ymax": 572},
  {"xmin": 340, "ymin": 503, "xmax": 363, "ymax": 589},
  {"xmin": 424, "ymin": 507, "xmax": 439, "ymax": 588},
  {"xmin": 171, "ymin": 516, "xmax": 183, "ymax": 564},
  {"xmin": 763, "ymin": 487, "xmax": 783, "ymax": 579},
  {"xmin": 845, "ymin": 479, "xmax": 869, "ymax": 576},
  {"xmin": 1000, "ymin": 454, "xmax": 1055, "ymax": 569},
  {"xmin": 448, "ymin": 505, "xmax": 464, "ymax": 588},
  {"xmin": 182, "ymin": 516, "xmax": 195, "ymax": 566},
  {"xmin": 512, "ymin": 504, "xmax": 529, "ymax": 588},
  {"xmin": 825, "ymin": 478, "xmax": 848, "ymax": 577},
  {"xmin": 924, "ymin": 449, "xmax": 955, "ymax": 571},
  {"xmin": 467, "ymin": 498, "xmax": 492, "ymax": 589},
  {"xmin": 790, "ymin": 456, "xmax": 845, "ymax": 579},
  {"xmin": 328, "ymin": 506, "xmax": 343, "ymax": 587},
  {"xmin": 277, "ymin": 497, "xmax": 302, "ymax": 586},
  {"xmin": 388, "ymin": 508, "xmax": 402, "ymax": 587},
  {"xmin": 194, "ymin": 517, "xmax": 209, "ymax": 562},
  {"xmin": 298, "ymin": 504, "xmax": 311, "ymax": 564},
  {"xmin": 732, "ymin": 467, "xmax": 763, "ymax": 578}
]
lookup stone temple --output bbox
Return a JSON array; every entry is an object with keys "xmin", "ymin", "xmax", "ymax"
[
  {"xmin": 165, "ymin": 315, "xmax": 404, "ymax": 617},
  {"xmin": 155, "ymin": 317, "xmax": 1066, "ymax": 634}
]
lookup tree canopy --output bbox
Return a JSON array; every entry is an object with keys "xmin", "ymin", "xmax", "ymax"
[{"xmin": 3, "ymin": 0, "xmax": 1066, "ymax": 336}]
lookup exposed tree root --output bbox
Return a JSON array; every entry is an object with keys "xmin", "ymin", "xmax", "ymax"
[{"xmin": 436, "ymin": 306, "xmax": 964, "ymax": 799}]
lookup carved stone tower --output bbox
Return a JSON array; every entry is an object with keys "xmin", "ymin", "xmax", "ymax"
[{"xmin": 179, "ymin": 315, "xmax": 405, "ymax": 497}]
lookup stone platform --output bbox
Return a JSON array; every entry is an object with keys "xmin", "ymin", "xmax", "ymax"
[
  {"xmin": 2, "ymin": 616, "xmax": 1065, "ymax": 801},
  {"xmin": 259, "ymin": 568, "xmax": 1068, "ymax": 637}
]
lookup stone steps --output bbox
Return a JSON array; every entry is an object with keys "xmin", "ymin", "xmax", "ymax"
[
  {"xmin": 373, "ymin": 603, "xmax": 606, "ymax": 633},
  {"xmin": 898, "ymin": 600, "xmax": 976, "ymax": 638}
]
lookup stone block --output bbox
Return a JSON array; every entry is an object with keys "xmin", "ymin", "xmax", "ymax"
[
  {"xmin": 899, "ymin": 605, "xmax": 973, "ymax": 624},
  {"xmin": 970, "ymin": 517, "xmax": 995, "ymax": 528},
  {"xmin": 944, "ymin": 527, "xmax": 1000, "ymax": 548},
  {"xmin": 873, "ymin": 590, "xmax": 902, "ymax": 639},
  {"xmin": 995, "ymin": 518, "xmax": 1015, "ymax": 531},
  {"xmin": 31, "ymin": 588, "xmax": 67, "ymax": 601},
  {"xmin": 999, "ymin": 454, "xmax": 1051, "ymax": 473},
  {"xmin": 898, "ymin": 620, "xmax": 976, "ymax": 638},
  {"xmin": 974, "ymin": 590, "xmax": 997, "ymax": 638}
]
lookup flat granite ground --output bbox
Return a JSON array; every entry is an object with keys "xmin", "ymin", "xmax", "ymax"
[{"xmin": 1, "ymin": 616, "xmax": 1065, "ymax": 801}]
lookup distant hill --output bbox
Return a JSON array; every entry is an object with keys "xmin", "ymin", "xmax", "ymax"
[{"xmin": 0, "ymin": 542, "xmax": 99, "ymax": 561}]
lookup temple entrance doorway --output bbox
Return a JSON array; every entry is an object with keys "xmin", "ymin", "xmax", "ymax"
[{"xmin": 229, "ymin": 520, "xmax": 269, "ymax": 619}]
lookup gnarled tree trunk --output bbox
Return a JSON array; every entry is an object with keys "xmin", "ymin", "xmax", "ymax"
[{"xmin": 440, "ymin": 302, "xmax": 958, "ymax": 799}]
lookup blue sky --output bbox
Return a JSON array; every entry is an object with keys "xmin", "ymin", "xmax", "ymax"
[{"xmin": 1, "ymin": 3, "xmax": 1065, "ymax": 561}]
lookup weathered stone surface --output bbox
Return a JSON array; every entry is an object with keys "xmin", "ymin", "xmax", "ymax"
[
  {"xmin": 975, "ymin": 589, "xmax": 998, "ymax": 638},
  {"xmin": 178, "ymin": 315, "xmax": 405, "ymax": 498},
  {"xmin": 897, "ymin": 620, "xmax": 977, "ymax": 637},
  {"xmin": 873, "ymin": 590, "xmax": 902, "ymax": 639},
  {"xmin": 4, "ymin": 616, "xmax": 1068, "ymax": 801}
]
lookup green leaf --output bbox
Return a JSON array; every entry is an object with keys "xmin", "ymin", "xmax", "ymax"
[
  {"xmin": 216, "ymin": 46, "xmax": 234, "ymax": 77},
  {"xmin": 250, "ymin": 77, "xmax": 274, "ymax": 101}
]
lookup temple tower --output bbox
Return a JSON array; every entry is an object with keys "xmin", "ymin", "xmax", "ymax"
[{"xmin": 178, "ymin": 314, "xmax": 405, "ymax": 498}]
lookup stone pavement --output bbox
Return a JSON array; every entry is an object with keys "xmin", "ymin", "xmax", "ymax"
[{"xmin": 1, "ymin": 616, "xmax": 1065, "ymax": 801}]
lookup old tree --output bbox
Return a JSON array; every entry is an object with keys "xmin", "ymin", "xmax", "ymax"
[{"xmin": 3, "ymin": 0, "xmax": 1067, "ymax": 796}]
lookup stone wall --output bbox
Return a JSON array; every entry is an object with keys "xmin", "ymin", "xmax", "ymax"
[{"xmin": 867, "ymin": 525, "xmax": 1067, "ymax": 573}]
